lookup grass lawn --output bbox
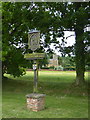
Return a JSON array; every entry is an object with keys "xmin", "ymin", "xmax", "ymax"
[{"xmin": 2, "ymin": 71, "xmax": 89, "ymax": 118}]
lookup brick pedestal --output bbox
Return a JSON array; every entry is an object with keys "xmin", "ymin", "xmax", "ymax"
[{"xmin": 26, "ymin": 93, "xmax": 46, "ymax": 111}]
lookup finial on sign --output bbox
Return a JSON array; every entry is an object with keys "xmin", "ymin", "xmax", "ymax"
[{"xmin": 28, "ymin": 29, "xmax": 40, "ymax": 34}]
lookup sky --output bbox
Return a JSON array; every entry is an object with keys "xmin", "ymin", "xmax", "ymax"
[
  {"xmin": 54, "ymin": 26, "xmax": 90, "ymax": 56},
  {"xmin": 50, "ymin": 31, "xmax": 75, "ymax": 56},
  {"xmin": 64, "ymin": 31, "xmax": 75, "ymax": 47}
]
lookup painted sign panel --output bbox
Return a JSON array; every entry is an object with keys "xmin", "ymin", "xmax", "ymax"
[
  {"xmin": 24, "ymin": 53, "xmax": 45, "ymax": 60},
  {"xmin": 28, "ymin": 32, "xmax": 40, "ymax": 51}
]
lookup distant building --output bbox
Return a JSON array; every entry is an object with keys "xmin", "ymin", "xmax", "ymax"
[{"xmin": 48, "ymin": 54, "xmax": 58, "ymax": 67}]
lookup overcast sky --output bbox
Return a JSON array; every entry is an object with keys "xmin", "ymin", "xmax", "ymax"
[
  {"xmin": 64, "ymin": 31, "xmax": 75, "ymax": 46},
  {"xmin": 50, "ymin": 31, "xmax": 75, "ymax": 56}
]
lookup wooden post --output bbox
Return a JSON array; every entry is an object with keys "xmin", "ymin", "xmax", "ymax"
[{"xmin": 33, "ymin": 60, "xmax": 38, "ymax": 93}]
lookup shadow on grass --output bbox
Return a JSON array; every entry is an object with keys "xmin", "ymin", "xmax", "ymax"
[{"xmin": 2, "ymin": 77, "xmax": 88, "ymax": 97}]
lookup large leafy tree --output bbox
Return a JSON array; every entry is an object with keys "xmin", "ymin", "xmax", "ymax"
[
  {"xmin": 50, "ymin": 2, "xmax": 90, "ymax": 85},
  {"xmin": 36, "ymin": 2, "xmax": 89, "ymax": 85},
  {"xmin": 2, "ymin": 2, "xmax": 90, "ymax": 85},
  {"xmin": 2, "ymin": 2, "xmax": 30, "ymax": 77},
  {"xmin": 2, "ymin": 2, "xmax": 50, "ymax": 77}
]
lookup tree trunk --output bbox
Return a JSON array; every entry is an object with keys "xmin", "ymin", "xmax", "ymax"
[
  {"xmin": 75, "ymin": 29, "xmax": 85, "ymax": 85},
  {"xmin": 2, "ymin": 62, "xmax": 7, "ymax": 80},
  {"xmin": 74, "ymin": 2, "xmax": 86, "ymax": 86}
]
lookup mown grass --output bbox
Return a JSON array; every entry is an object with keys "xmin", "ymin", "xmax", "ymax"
[{"xmin": 2, "ymin": 71, "xmax": 89, "ymax": 118}]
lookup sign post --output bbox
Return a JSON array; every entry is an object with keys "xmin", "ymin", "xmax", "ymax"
[
  {"xmin": 24, "ymin": 30, "xmax": 46, "ymax": 111},
  {"xmin": 28, "ymin": 30, "xmax": 40, "ymax": 93},
  {"xmin": 33, "ymin": 60, "xmax": 38, "ymax": 93}
]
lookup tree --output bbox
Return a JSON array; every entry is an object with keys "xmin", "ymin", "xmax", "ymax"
[
  {"xmin": 32, "ymin": 2, "xmax": 89, "ymax": 85},
  {"xmin": 39, "ymin": 54, "xmax": 49, "ymax": 69},
  {"xmin": 2, "ymin": 2, "xmax": 50, "ymax": 77},
  {"xmin": 60, "ymin": 2, "xmax": 89, "ymax": 85},
  {"xmin": 2, "ymin": 2, "xmax": 31, "ymax": 78},
  {"xmin": 2, "ymin": 2, "xmax": 90, "ymax": 86},
  {"xmin": 42, "ymin": 2, "xmax": 90, "ymax": 85},
  {"xmin": 58, "ymin": 56, "xmax": 75, "ymax": 70}
]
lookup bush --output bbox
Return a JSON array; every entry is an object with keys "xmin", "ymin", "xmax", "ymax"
[
  {"xmin": 85, "ymin": 65, "xmax": 90, "ymax": 71},
  {"xmin": 54, "ymin": 66, "xmax": 64, "ymax": 70},
  {"xmin": 41, "ymin": 67, "xmax": 49, "ymax": 69},
  {"xmin": 49, "ymin": 66, "xmax": 54, "ymax": 69},
  {"xmin": 63, "ymin": 67, "xmax": 75, "ymax": 71}
]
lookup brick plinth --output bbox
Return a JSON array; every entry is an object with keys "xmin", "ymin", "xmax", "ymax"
[{"xmin": 26, "ymin": 93, "xmax": 46, "ymax": 111}]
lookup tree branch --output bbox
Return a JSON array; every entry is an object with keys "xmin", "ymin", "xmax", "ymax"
[{"xmin": 66, "ymin": 34, "xmax": 75, "ymax": 39}]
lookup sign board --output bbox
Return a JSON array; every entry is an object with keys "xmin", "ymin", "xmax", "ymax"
[
  {"xmin": 28, "ymin": 30, "xmax": 40, "ymax": 52},
  {"xmin": 24, "ymin": 53, "xmax": 45, "ymax": 60}
]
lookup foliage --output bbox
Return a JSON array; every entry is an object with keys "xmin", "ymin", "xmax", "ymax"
[
  {"xmin": 2, "ymin": 2, "xmax": 51, "ymax": 77},
  {"xmin": 44, "ymin": 2, "xmax": 90, "ymax": 84},
  {"xmin": 59, "ymin": 56, "xmax": 76, "ymax": 70},
  {"xmin": 54, "ymin": 65, "xmax": 64, "ymax": 71},
  {"xmin": 38, "ymin": 53, "xmax": 49, "ymax": 69},
  {"xmin": 2, "ymin": 46, "xmax": 28, "ymax": 77},
  {"xmin": 2, "ymin": 2, "xmax": 32, "ymax": 77},
  {"xmin": 48, "ymin": 66, "xmax": 54, "ymax": 69},
  {"xmin": 2, "ymin": 2, "xmax": 90, "ymax": 83}
]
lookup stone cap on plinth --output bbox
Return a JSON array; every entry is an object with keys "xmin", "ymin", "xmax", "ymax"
[{"xmin": 26, "ymin": 93, "xmax": 46, "ymax": 99}]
